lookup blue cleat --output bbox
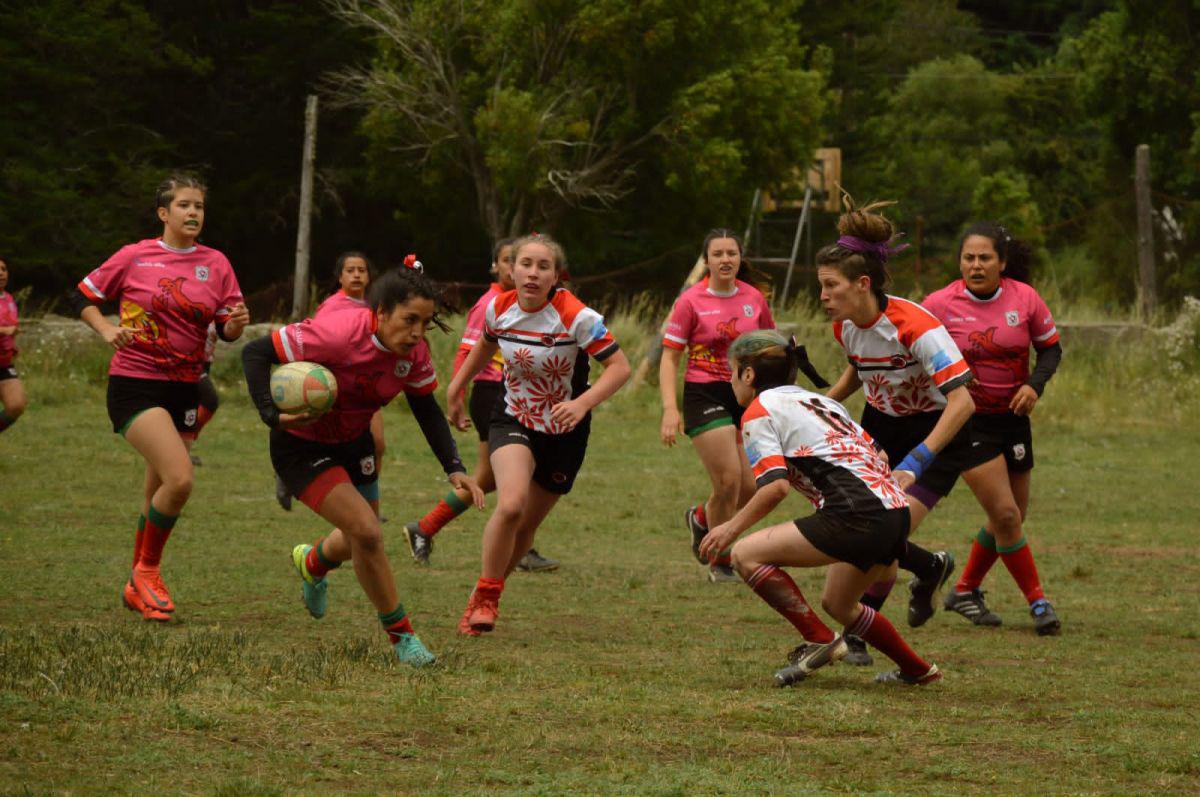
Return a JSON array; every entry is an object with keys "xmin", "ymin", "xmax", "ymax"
[
  {"xmin": 393, "ymin": 633, "xmax": 437, "ymax": 667},
  {"xmin": 291, "ymin": 544, "xmax": 328, "ymax": 619}
]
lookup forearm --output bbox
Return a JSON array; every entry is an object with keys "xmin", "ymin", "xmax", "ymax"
[
  {"xmin": 922, "ymin": 386, "xmax": 974, "ymax": 454},
  {"xmin": 576, "ymin": 351, "xmax": 631, "ymax": 412},
  {"xmin": 447, "ymin": 339, "xmax": 496, "ymax": 397},
  {"xmin": 724, "ymin": 478, "xmax": 790, "ymax": 535},
  {"xmin": 826, "ymin": 364, "xmax": 861, "ymax": 402},
  {"xmin": 659, "ymin": 348, "xmax": 682, "ymax": 410},
  {"xmin": 241, "ymin": 336, "xmax": 281, "ymax": 427},
  {"xmin": 1026, "ymin": 342, "xmax": 1062, "ymax": 396},
  {"xmin": 0, "ymin": 326, "xmax": 15, "ymax": 336},
  {"xmin": 406, "ymin": 393, "xmax": 465, "ymax": 474},
  {"xmin": 80, "ymin": 304, "xmax": 110, "ymax": 335}
]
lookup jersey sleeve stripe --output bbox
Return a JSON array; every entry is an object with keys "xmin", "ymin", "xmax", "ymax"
[
  {"xmin": 662, "ymin": 338, "xmax": 686, "ymax": 350},
  {"xmin": 936, "ymin": 371, "xmax": 972, "ymax": 395},
  {"xmin": 752, "ymin": 454, "xmax": 786, "ymax": 478},
  {"xmin": 79, "ymin": 277, "xmax": 105, "ymax": 301},
  {"xmin": 405, "ymin": 379, "xmax": 438, "ymax": 396},
  {"xmin": 1033, "ymin": 327, "xmax": 1059, "ymax": 343},
  {"xmin": 590, "ymin": 341, "xmax": 620, "ymax": 361},
  {"xmin": 272, "ymin": 329, "xmax": 295, "ymax": 362},
  {"xmin": 931, "ymin": 358, "xmax": 971, "ymax": 386},
  {"xmin": 408, "ymin": 374, "xmax": 437, "ymax": 389},
  {"xmin": 663, "ymin": 332, "xmax": 688, "ymax": 346}
]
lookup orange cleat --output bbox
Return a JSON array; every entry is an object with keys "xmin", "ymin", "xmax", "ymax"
[
  {"xmin": 457, "ymin": 592, "xmax": 481, "ymax": 636},
  {"xmin": 468, "ymin": 593, "xmax": 499, "ymax": 633},
  {"xmin": 122, "ymin": 578, "xmax": 171, "ymax": 622},
  {"xmin": 131, "ymin": 567, "xmax": 175, "ymax": 614}
]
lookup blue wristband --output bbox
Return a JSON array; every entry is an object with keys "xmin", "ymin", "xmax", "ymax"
[{"xmin": 896, "ymin": 442, "xmax": 935, "ymax": 480}]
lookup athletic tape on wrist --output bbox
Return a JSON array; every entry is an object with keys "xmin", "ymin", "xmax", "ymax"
[{"xmin": 896, "ymin": 442, "xmax": 935, "ymax": 480}]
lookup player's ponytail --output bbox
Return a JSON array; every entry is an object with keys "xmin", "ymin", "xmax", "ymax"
[
  {"xmin": 815, "ymin": 190, "xmax": 908, "ymax": 305},
  {"xmin": 728, "ymin": 330, "xmax": 829, "ymax": 393}
]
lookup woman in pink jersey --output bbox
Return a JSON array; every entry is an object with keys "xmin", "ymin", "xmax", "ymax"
[
  {"xmin": 73, "ymin": 175, "xmax": 250, "ymax": 622},
  {"xmin": 446, "ymin": 233, "xmax": 631, "ymax": 635},
  {"xmin": 816, "ymin": 199, "xmax": 970, "ymax": 666},
  {"xmin": 924, "ymin": 223, "xmax": 1062, "ymax": 635},
  {"xmin": 0, "ymin": 257, "xmax": 26, "ymax": 436},
  {"xmin": 699, "ymin": 330, "xmax": 941, "ymax": 686},
  {"xmin": 660, "ymin": 229, "xmax": 777, "ymax": 582},
  {"xmin": 242, "ymin": 266, "xmax": 484, "ymax": 667}
]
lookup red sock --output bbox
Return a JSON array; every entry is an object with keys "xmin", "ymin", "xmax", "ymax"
[
  {"xmin": 694, "ymin": 503, "xmax": 708, "ymax": 528},
  {"xmin": 956, "ymin": 528, "xmax": 1000, "ymax": 593},
  {"xmin": 194, "ymin": 404, "xmax": 215, "ymax": 435},
  {"xmin": 847, "ymin": 605, "xmax": 931, "ymax": 678},
  {"xmin": 135, "ymin": 505, "xmax": 177, "ymax": 571},
  {"xmin": 418, "ymin": 491, "xmax": 470, "ymax": 536},
  {"xmin": 133, "ymin": 513, "xmax": 146, "ymax": 568},
  {"xmin": 304, "ymin": 539, "xmax": 341, "ymax": 579},
  {"xmin": 999, "ymin": 538, "xmax": 1045, "ymax": 603},
  {"xmin": 380, "ymin": 604, "xmax": 414, "ymax": 643},
  {"xmin": 745, "ymin": 565, "xmax": 835, "ymax": 643}
]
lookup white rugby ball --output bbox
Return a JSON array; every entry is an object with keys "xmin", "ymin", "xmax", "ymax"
[{"xmin": 271, "ymin": 361, "xmax": 338, "ymax": 415}]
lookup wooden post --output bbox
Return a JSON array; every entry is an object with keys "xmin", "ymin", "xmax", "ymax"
[
  {"xmin": 291, "ymin": 95, "xmax": 319, "ymax": 321},
  {"xmin": 1134, "ymin": 144, "xmax": 1156, "ymax": 322}
]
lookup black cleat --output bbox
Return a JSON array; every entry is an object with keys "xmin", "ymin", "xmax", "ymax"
[
  {"xmin": 275, "ymin": 474, "xmax": 293, "ymax": 512},
  {"xmin": 707, "ymin": 564, "xmax": 740, "ymax": 583},
  {"xmin": 404, "ymin": 522, "xmax": 432, "ymax": 565},
  {"xmin": 843, "ymin": 634, "xmax": 873, "ymax": 666},
  {"xmin": 943, "ymin": 588, "xmax": 1003, "ymax": 626},
  {"xmin": 517, "ymin": 548, "xmax": 559, "ymax": 572},
  {"xmin": 1030, "ymin": 599, "xmax": 1061, "ymax": 636},
  {"xmin": 686, "ymin": 506, "xmax": 707, "ymax": 563},
  {"xmin": 908, "ymin": 550, "xmax": 956, "ymax": 628},
  {"xmin": 775, "ymin": 635, "xmax": 848, "ymax": 687},
  {"xmin": 875, "ymin": 664, "xmax": 942, "ymax": 686}
]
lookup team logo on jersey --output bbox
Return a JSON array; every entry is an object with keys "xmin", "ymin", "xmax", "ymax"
[
  {"xmin": 1005, "ymin": 310, "xmax": 1019, "ymax": 327},
  {"xmin": 540, "ymin": 333, "xmax": 557, "ymax": 347},
  {"xmin": 360, "ymin": 455, "xmax": 376, "ymax": 476},
  {"xmin": 1011, "ymin": 443, "xmax": 1026, "ymax": 461},
  {"xmin": 890, "ymin": 354, "xmax": 908, "ymax": 369},
  {"xmin": 394, "ymin": 361, "xmax": 412, "ymax": 378},
  {"xmin": 742, "ymin": 303, "xmax": 754, "ymax": 318},
  {"xmin": 930, "ymin": 350, "xmax": 953, "ymax": 371},
  {"xmin": 195, "ymin": 265, "xmax": 209, "ymax": 282},
  {"xmin": 184, "ymin": 409, "xmax": 197, "ymax": 427},
  {"xmin": 590, "ymin": 320, "xmax": 608, "ymax": 341}
]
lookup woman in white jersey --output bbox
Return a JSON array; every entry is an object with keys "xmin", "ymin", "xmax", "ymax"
[{"xmin": 446, "ymin": 233, "xmax": 631, "ymax": 635}]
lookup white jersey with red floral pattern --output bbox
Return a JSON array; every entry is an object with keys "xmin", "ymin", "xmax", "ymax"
[
  {"xmin": 742, "ymin": 385, "xmax": 908, "ymax": 513},
  {"xmin": 484, "ymin": 288, "xmax": 619, "ymax": 434},
  {"xmin": 833, "ymin": 295, "xmax": 972, "ymax": 417}
]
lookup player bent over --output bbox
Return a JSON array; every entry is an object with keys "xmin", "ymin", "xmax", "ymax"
[
  {"xmin": 242, "ymin": 266, "xmax": 483, "ymax": 666},
  {"xmin": 699, "ymin": 330, "xmax": 941, "ymax": 687}
]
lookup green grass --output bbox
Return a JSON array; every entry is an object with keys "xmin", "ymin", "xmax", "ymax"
[{"xmin": 1, "ymin": 309, "xmax": 1199, "ymax": 796}]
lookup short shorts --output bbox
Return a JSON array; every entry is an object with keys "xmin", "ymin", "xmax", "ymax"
[
  {"xmin": 860, "ymin": 405, "xmax": 974, "ymax": 501},
  {"xmin": 106, "ymin": 374, "xmax": 200, "ymax": 436},
  {"xmin": 270, "ymin": 428, "xmax": 378, "ymax": 512},
  {"xmin": 795, "ymin": 506, "xmax": 911, "ymax": 574},
  {"xmin": 0, "ymin": 365, "xmax": 18, "ymax": 381},
  {"xmin": 488, "ymin": 403, "xmax": 591, "ymax": 495},
  {"xmin": 468, "ymin": 380, "xmax": 505, "ymax": 441},
  {"xmin": 682, "ymin": 380, "xmax": 744, "ymax": 437},
  {"xmin": 964, "ymin": 411, "xmax": 1034, "ymax": 473}
]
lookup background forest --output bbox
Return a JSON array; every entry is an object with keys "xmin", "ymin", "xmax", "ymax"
[{"xmin": 1, "ymin": 0, "xmax": 1197, "ymax": 314}]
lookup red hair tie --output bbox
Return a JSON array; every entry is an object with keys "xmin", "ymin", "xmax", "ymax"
[{"xmin": 403, "ymin": 253, "xmax": 424, "ymax": 273}]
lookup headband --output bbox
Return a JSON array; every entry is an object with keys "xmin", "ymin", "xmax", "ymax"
[{"xmin": 835, "ymin": 234, "xmax": 911, "ymax": 263}]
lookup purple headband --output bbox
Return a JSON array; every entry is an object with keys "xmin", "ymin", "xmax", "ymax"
[{"xmin": 836, "ymin": 234, "xmax": 911, "ymax": 263}]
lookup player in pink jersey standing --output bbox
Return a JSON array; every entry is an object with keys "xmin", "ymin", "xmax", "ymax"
[
  {"xmin": 404, "ymin": 238, "xmax": 560, "ymax": 571},
  {"xmin": 0, "ymin": 257, "xmax": 27, "ymax": 436},
  {"xmin": 923, "ymin": 223, "xmax": 1062, "ymax": 634},
  {"xmin": 660, "ymin": 229, "xmax": 778, "ymax": 582},
  {"xmin": 73, "ymin": 174, "xmax": 249, "ymax": 622},
  {"xmin": 699, "ymin": 330, "xmax": 942, "ymax": 686},
  {"xmin": 241, "ymin": 265, "xmax": 484, "ymax": 666},
  {"xmin": 816, "ymin": 198, "xmax": 971, "ymax": 666},
  {"xmin": 446, "ymin": 233, "xmax": 630, "ymax": 636}
]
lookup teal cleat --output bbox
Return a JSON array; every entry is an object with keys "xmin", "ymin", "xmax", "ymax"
[
  {"xmin": 291, "ymin": 544, "xmax": 328, "ymax": 619},
  {"xmin": 393, "ymin": 633, "xmax": 437, "ymax": 667}
]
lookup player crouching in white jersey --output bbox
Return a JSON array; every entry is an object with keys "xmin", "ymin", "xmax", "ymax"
[{"xmin": 698, "ymin": 330, "xmax": 941, "ymax": 687}]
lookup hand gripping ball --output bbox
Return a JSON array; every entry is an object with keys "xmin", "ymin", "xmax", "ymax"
[{"xmin": 270, "ymin": 361, "xmax": 338, "ymax": 415}]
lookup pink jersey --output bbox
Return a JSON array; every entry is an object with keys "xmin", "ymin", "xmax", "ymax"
[
  {"xmin": 459, "ymin": 283, "xmax": 505, "ymax": 383},
  {"xmin": 833, "ymin": 295, "xmax": 972, "ymax": 417},
  {"xmin": 485, "ymin": 288, "xmax": 619, "ymax": 434},
  {"xmin": 923, "ymin": 278, "xmax": 1060, "ymax": 414},
  {"xmin": 79, "ymin": 239, "xmax": 243, "ymax": 382},
  {"xmin": 663, "ymin": 278, "xmax": 774, "ymax": 383},
  {"xmin": 0, "ymin": 290, "xmax": 17, "ymax": 366},
  {"xmin": 315, "ymin": 289, "xmax": 368, "ymax": 318},
  {"xmin": 272, "ymin": 307, "xmax": 437, "ymax": 444}
]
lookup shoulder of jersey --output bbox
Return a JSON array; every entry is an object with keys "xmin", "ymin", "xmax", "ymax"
[
  {"xmin": 550, "ymin": 288, "xmax": 590, "ymax": 326},
  {"xmin": 884, "ymin": 295, "xmax": 943, "ymax": 335},
  {"xmin": 735, "ymin": 278, "xmax": 766, "ymax": 300},
  {"xmin": 490, "ymin": 289, "xmax": 521, "ymax": 317},
  {"xmin": 923, "ymin": 281, "xmax": 962, "ymax": 307}
]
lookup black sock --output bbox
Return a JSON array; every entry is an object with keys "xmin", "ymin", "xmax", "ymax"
[
  {"xmin": 860, "ymin": 591, "xmax": 888, "ymax": 611},
  {"xmin": 900, "ymin": 542, "xmax": 940, "ymax": 581}
]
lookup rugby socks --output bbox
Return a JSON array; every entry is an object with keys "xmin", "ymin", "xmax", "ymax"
[
  {"xmin": 0, "ymin": 409, "xmax": 15, "ymax": 433},
  {"xmin": 956, "ymin": 527, "xmax": 1001, "ymax": 593},
  {"xmin": 900, "ymin": 542, "xmax": 942, "ymax": 582},
  {"xmin": 474, "ymin": 576, "xmax": 505, "ymax": 602},
  {"xmin": 746, "ymin": 565, "xmax": 835, "ymax": 643},
  {"xmin": 418, "ymin": 491, "xmax": 469, "ymax": 536},
  {"xmin": 379, "ymin": 604, "xmax": 415, "ymax": 642},
  {"xmin": 861, "ymin": 576, "xmax": 897, "ymax": 611},
  {"xmin": 847, "ymin": 605, "xmax": 931, "ymax": 679},
  {"xmin": 132, "ymin": 513, "xmax": 146, "ymax": 568},
  {"xmin": 135, "ymin": 504, "xmax": 177, "ymax": 571},
  {"xmin": 998, "ymin": 537, "xmax": 1045, "ymax": 604},
  {"xmin": 304, "ymin": 539, "xmax": 342, "ymax": 580}
]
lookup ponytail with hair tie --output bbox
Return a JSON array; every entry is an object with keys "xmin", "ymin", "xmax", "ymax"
[{"xmin": 787, "ymin": 335, "xmax": 831, "ymax": 389}]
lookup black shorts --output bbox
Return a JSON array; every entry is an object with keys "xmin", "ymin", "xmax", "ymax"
[
  {"xmin": 683, "ymin": 381, "xmax": 744, "ymax": 437},
  {"xmin": 270, "ymin": 428, "xmax": 378, "ymax": 503},
  {"xmin": 795, "ymin": 506, "xmax": 911, "ymax": 574},
  {"xmin": 488, "ymin": 405, "xmax": 591, "ymax": 495},
  {"xmin": 860, "ymin": 405, "xmax": 974, "ymax": 499},
  {"xmin": 963, "ymin": 412, "xmax": 1034, "ymax": 473},
  {"xmin": 196, "ymin": 367, "xmax": 219, "ymax": 411},
  {"xmin": 468, "ymin": 380, "xmax": 505, "ymax": 442},
  {"xmin": 0, "ymin": 365, "xmax": 17, "ymax": 381},
  {"xmin": 106, "ymin": 374, "xmax": 200, "ymax": 436}
]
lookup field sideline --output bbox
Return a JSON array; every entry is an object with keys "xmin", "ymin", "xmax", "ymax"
[{"xmin": 1, "ymin": 315, "xmax": 1198, "ymax": 796}]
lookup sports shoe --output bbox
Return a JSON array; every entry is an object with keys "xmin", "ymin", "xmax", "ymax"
[
  {"xmin": 275, "ymin": 474, "xmax": 292, "ymax": 511},
  {"xmin": 875, "ymin": 664, "xmax": 942, "ymax": 686},
  {"xmin": 707, "ymin": 564, "xmax": 740, "ymax": 583},
  {"xmin": 189, "ymin": 453, "xmax": 203, "ymax": 467},
  {"xmin": 131, "ymin": 567, "xmax": 175, "ymax": 614},
  {"xmin": 122, "ymin": 579, "xmax": 170, "ymax": 622},
  {"xmin": 843, "ymin": 634, "xmax": 873, "ymax": 666},
  {"xmin": 291, "ymin": 544, "xmax": 328, "ymax": 619},
  {"xmin": 404, "ymin": 522, "xmax": 433, "ymax": 566},
  {"xmin": 517, "ymin": 549, "xmax": 559, "ymax": 572},
  {"xmin": 392, "ymin": 633, "xmax": 437, "ymax": 667},
  {"xmin": 457, "ymin": 593, "xmax": 481, "ymax": 636},
  {"xmin": 944, "ymin": 588, "xmax": 1003, "ymax": 627},
  {"xmin": 775, "ymin": 635, "xmax": 848, "ymax": 687},
  {"xmin": 686, "ymin": 505, "xmax": 707, "ymax": 563},
  {"xmin": 468, "ymin": 593, "xmax": 499, "ymax": 633},
  {"xmin": 1030, "ymin": 598, "xmax": 1061, "ymax": 636},
  {"xmin": 907, "ymin": 550, "xmax": 956, "ymax": 628}
]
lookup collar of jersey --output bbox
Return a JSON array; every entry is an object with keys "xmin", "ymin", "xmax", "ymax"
[
  {"xmin": 338, "ymin": 289, "xmax": 367, "ymax": 304},
  {"xmin": 964, "ymin": 281, "xmax": 1004, "ymax": 303},
  {"xmin": 157, "ymin": 239, "xmax": 197, "ymax": 255},
  {"xmin": 702, "ymin": 275, "xmax": 739, "ymax": 298},
  {"xmin": 853, "ymin": 294, "xmax": 890, "ymax": 329},
  {"xmin": 517, "ymin": 285, "xmax": 558, "ymax": 313}
]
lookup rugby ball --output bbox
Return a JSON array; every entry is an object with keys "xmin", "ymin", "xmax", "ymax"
[{"xmin": 271, "ymin": 361, "xmax": 338, "ymax": 415}]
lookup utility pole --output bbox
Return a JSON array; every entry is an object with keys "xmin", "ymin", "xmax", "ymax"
[
  {"xmin": 291, "ymin": 95, "xmax": 319, "ymax": 321},
  {"xmin": 1134, "ymin": 144, "xmax": 1156, "ymax": 322}
]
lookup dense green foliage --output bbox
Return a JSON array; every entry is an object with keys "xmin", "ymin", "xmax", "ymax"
[{"xmin": 1, "ymin": 1, "xmax": 1197, "ymax": 308}]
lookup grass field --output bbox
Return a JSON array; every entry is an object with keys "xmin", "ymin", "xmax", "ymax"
[{"xmin": 2, "ymin": 308, "xmax": 1199, "ymax": 796}]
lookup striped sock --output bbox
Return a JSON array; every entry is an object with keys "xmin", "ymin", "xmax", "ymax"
[
  {"xmin": 746, "ymin": 565, "xmax": 835, "ymax": 643},
  {"xmin": 847, "ymin": 605, "xmax": 931, "ymax": 678},
  {"xmin": 956, "ymin": 528, "xmax": 1000, "ymax": 592},
  {"xmin": 135, "ymin": 504, "xmax": 177, "ymax": 571},
  {"xmin": 998, "ymin": 537, "xmax": 1045, "ymax": 604},
  {"xmin": 304, "ymin": 539, "xmax": 341, "ymax": 580},
  {"xmin": 418, "ymin": 491, "xmax": 469, "ymax": 536},
  {"xmin": 379, "ymin": 603, "xmax": 415, "ymax": 643},
  {"xmin": 860, "ymin": 576, "xmax": 896, "ymax": 611}
]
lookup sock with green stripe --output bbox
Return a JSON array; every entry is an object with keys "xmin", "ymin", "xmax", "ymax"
[
  {"xmin": 380, "ymin": 603, "xmax": 415, "ymax": 643},
  {"xmin": 135, "ymin": 504, "xmax": 177, "ymax": 572},
  {"xmin": 304, "ymin": 539, "xmax": 342, "ymax": 580},
  {"xmin": 418, "ymin": 491, "xmax": 470, "ymax": 537},
  {"xmin": 998, "ymin": 536, "xmax": 1045, "ymax": 604},
  {"xmin": 955, "ymin": 527, "xmax": 1000, "ymax": 593},
  {"xmin": 132, "ymin": 513, "xmax": 147, "ymax": 568},
  {"xmin": 0, "ymin": 409, "xmax": 15, "ymax": 433}
]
